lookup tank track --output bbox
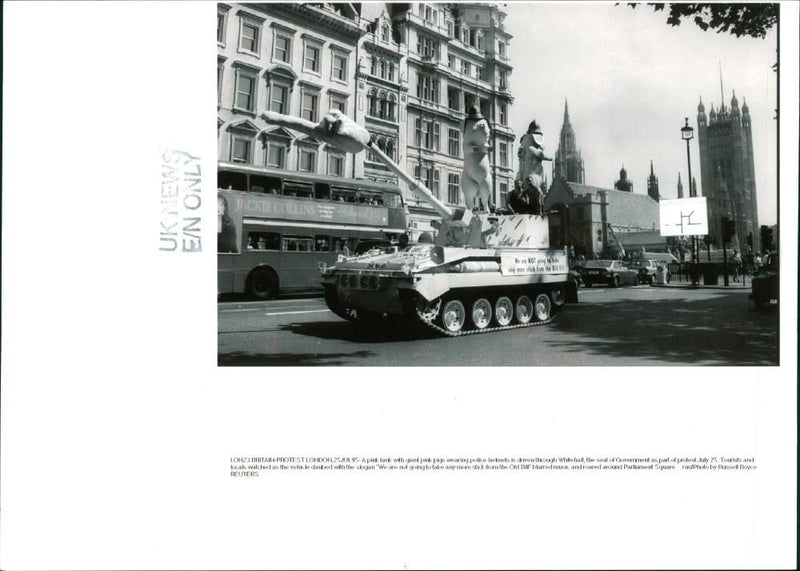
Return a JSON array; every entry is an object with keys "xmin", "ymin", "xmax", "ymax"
[
  {"xmin": 413, "ymin": 305, "xmax": 558, "ymax": 337},
  {"xmin": 418, "ymin": 313, "xmax": 556, "ymax": 337}
]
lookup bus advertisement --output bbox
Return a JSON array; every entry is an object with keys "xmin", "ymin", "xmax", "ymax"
[{"xmin": 217, "ymin": 162, "xmax": 407, "ymax": 299}]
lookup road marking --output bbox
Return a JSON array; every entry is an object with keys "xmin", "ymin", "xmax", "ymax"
[
  {"xmin": 264, "ymin": 309, "xmax": 330, "ymax": 317},
  {"xmin": 221, "ymin": 304, "xmax": 321, "ymax": 313}
]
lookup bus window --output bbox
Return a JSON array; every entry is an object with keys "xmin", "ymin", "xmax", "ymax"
[
  {"xmin": 315, "ymin": 235, "xmax": 331, "ymax": 252},
  {"xmin": 315, "ymin": 183, "xmax": 331, "ymax": 200},
  {"xmin": 383, "ymin": 192, "xmax": 402, "ymax": 208},
  {"xmin": 248, "ymin": 232, "xmax": 280, "ymax": 250},
  {"xmin": 283, "ymin": 236, "xmax": 314, "ymax": 252},
  {"xmin": 332, "ymin": 187, "xmax": 356, "ymax": 203},
  {"xmin": 250, "ymin": 174, "xmax": 281, "ymax": 195},
  {"xmin": 218, "ymin": 170, "xmax": 247, "ymax": 191},
  {"xmin": 284, "ymin": 182, "xmax": 313, "ymax": 199},
  {"xmin": 358, "ymin": 191, "xmax": 383, "ymax": 206}
]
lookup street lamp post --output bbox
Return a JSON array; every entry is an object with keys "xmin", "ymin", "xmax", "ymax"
[{"xmin": 681, "ymin": 117, "xmax": 698, "ymax": 285}]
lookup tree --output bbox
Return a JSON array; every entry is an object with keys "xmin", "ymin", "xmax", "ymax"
[{"xmin": 624, "ymin": 3, "xmax": 778, "ymax": 39}]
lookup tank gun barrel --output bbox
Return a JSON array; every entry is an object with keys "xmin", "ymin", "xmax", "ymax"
[{"xmin": 365, "ymin": 142, "xmax": 454, "ymax": 220}]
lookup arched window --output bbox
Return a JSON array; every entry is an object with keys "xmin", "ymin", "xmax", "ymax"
[{"xmin": 378, "ymin": 92, "xmax": 387, "ymax": 119}]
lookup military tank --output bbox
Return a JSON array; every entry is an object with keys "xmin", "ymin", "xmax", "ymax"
[
  {"xmin": 260, "ymin": 108, "xmax": 576, "ymax": 336},
  {"xmin": 319, "ymin": 144, "xmax": 576, "ymax": 336}
]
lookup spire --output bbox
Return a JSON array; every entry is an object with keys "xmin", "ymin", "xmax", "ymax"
[
  {"xmin": 650, "ymin": 160, "xmax": 655, "ymax": 176},
  {"xmin": 697, "ymin": 96, "xmax": 705, "ymax": 113},
  {"xmin": 563, "ymin": 99, "xmax": 570, "ymax": 124},
  {"xmin": 719, "ymin": 61, "xmax": 725, "ymax": 108},
  {"xmin": 677, "ymin": 172, "xmax": 684, "ymax": 199},
  {"xmin": 742, "ymin": 97, "xmax": 749, "ymax": 114},
  {"xmin": 731, "ymin": 90, "xmax": 739, "ymax": 108}
]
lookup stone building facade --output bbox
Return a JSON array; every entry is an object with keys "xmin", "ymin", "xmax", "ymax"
[
  {"xmin": 545, "ymin": 179, "xmax": 663, "ymax": 259},
  {"xmin": 217, "ymin": 2, "xmax": 516, "ymax": 241},
  {"xmin": 696, "ymin": 93, "xmax": 760, "ymax": 251}
]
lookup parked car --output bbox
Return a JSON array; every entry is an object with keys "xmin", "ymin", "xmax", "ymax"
[
  {"xmin": 750, "ymin": 253, "xmax": 778, "ymax": 310},
  {"xmin": 629, "ymin": 259, "xmax": 659, "ymax": 284},
  {"xmin": 579, "ymin": 260, "xmax": 639, "ymax": 288}
]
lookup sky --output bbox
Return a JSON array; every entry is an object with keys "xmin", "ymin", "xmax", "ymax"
[{"xmin": 503, "ymin": 2, "xmax": 779, "ymax": 225}]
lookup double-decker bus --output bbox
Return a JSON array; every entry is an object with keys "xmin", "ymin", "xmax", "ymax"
[{"xmin": 218, "ymin": 162, "xmax": 407, "ymax": 299}]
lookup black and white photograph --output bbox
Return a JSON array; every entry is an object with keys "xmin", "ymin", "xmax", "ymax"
[
  {"xmin": 216, "ymin": 2, "xmax": 782, "ymax": 366},
  {"xmin": 2, "ymin": 2, "xmax": 797, "ymax": 570}
]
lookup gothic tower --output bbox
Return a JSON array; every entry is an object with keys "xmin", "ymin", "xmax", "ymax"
[
  {"xmin": 647, "ymin": 160, "xmax": 659, "ymax": 201},
  {"xmin": 614, "ymin": 165, "xmax": 633, "ymax": 192},
  {"xmin": 697, "ymin": 90, "xmax": 760, "ymax": 251},
  {"xmin": 552, "ymin": 99, "xmax": 585, "ymax": 183},
  {"xmin": 677, "ymin": 173, "xmax": 684, "ymax": 199}
]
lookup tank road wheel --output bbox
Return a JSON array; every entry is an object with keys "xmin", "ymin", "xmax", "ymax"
[
  {"xmin": 550, "ymin": 286, "xmax": 567, "ymax": 307},
  {"xmin": 415, "ymin": 297, "xmax": 442, "ymax": 324},
  {"xmin": 494, "ymin": 296, "xmax": 514, "ymax": 326},
  {"xmin": 533, "ymin": 293, "xmax": 552, "ymax": 322},
  {"xmin": 515, "ymin": 295, "xmax": 534, "ymax": 324},
  {"xmin": 439, "ymin": 299, "xmax": 466, "ymax": 333},
  {"xmin": 470, "ymin": 298, "xmax": 493, "ymax": 330}
]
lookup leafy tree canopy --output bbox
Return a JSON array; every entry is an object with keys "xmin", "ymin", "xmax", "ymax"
[{"xmin": 626, "ymin": 3, "xmax": 778, "ymax": 38}]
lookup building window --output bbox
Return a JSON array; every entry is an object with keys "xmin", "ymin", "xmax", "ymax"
[
  {"xmin": 234, "ymin": 69, "xmax": 257, "ymax": 112},
  {"xmin": 499, "ymin": 182, "xmax": 508, "ymax": 207},
  {"xmin": 381, "ymin": 24, "xmax": 390, "ymax": 42},
  {"xmin": 273, "ymin": 34, "xmax": 291, "ymax": 63},
  {"xmin": 447, "ymin": 20, "xmax": 455, "ymax": 38},
  {"xmin": 499, "ymin": 142, "xmax": 508, "ymax": 167},
  {"xmin": 417, "ymin": 35, "xmax": 438, "ymax": 59},
  {"xmin": 499, "ymin": 102, "xmax": 508, "ymax": 126},
  {"xmin": 217, "ymin": 12, "xmax": 227, "ymax": 45},
  {"xmin": 302, "ymin": 90, "xmax": 319, "ymax": 122},
  {"xmin": 239, "ymin": 21, "xmax": 260, "ymax": 54},
  {"xmin": 416, "ymin": 74, "xmax": 438, "ymax": 103},
  {"xmin": 331, "ymin": 51, "xmax": 348, "ymax": 82},
  {"xmin": 476, "ymin": 66, "xmax": 484, "ymax": 81},
  {"xmin": 461, "ymin": 26, "xmax": 469, "ymax": 45},
  {"xmin": 217, "ymin": 61, "xmax": 224, "ymax": 104},
  {"xmin": 461, "ymin": 60, "xmax": 471, "ymax": 75},
  {"xmin": 448, "ymin": 173, "xmax": 461, "ymax": 204},
  {"xmin": 499, "ymin": 70, "xmax": 508, "ymax": 90},
  {"xmin": 268, "ymin": 83, "xmax": 287, "ymax": 114},
  {"xmin": 448, "ymin": 128, "xmax": 460, "ymax": 157},
  {"xmin": 231, "ymin": 136, "xmax": 252, "ymax": 164},
  {"xmin": 328, "ymin": 152, "xmax": 345, "ymax": 176},
  {"xmin": 298, "ymin": 147, "xmax": 317, "ymax": 172},
  {"xmin": 414, "ymin": 165, "xmax": 439, "ymax": 199},
  {"xmin": 424, "ymin": 5, "xmax": 438, "ymax": 24},
  {"xmin": 448, "ymin": 88, "xmax": 460, "ymax": 112},
  {"xmin": 464, "ymin": 93, "xmax": 475, "ymax": 112},
  {"xmin": 448, "ymin": 54, "xmax": 456, "ymax": 69},
  {"xmin": 304, "ymin": 42, "xmax": 320, "ymax": 73},
  {"xmin": 265, "ymin": 139, "xmax": 287, "ymax": 168},
  {"xmin": 330, "ymin": 94, "xmax": 347, "ymax": 114},
  {"xmin": 498, "ymin": 41, "xmax": 506, "ymax": 57},
  {"xmin": 415, "ymin": 117, "xmax": 438, "ymax": 150}
]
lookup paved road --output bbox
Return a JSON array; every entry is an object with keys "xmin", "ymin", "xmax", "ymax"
[{"xmin": 218, "ymin": 286, "xmax": 779, "ymax": 366}]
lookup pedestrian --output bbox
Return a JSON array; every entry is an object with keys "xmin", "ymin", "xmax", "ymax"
[{"xmin": 732, "ymin": 250, "xmax": 742, "ymax": 282}]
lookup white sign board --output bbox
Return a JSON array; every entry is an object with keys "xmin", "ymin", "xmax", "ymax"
[
  {"xmin": 659, "ymin": 197, "xmax": 709, "ymax": 237},
  {"xmin": 500, "ymin": 252, "xmax": 568, "ymax": 275}
]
